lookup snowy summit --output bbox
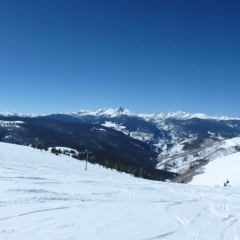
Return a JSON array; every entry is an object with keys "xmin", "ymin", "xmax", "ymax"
[
  {"xmin": 0, "ymin": 108, "xmax": 238, "ymax": 121},
  {"xmin": 67, "ymin": 107, "xmax": 133, "ymax": 118}
]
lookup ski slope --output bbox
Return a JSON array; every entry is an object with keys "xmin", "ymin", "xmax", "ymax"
[
  {"xmin": 1, "ymin": 142, "xmax": 240, "ymax": 240},
  {"xmin": 190, "ymin": 151, "xmax": 240, "ymax": 187}
]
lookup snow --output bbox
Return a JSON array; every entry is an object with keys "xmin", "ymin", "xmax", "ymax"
[
  {"xmin": 101, "ymin": 121, "xmax": 128, "ymax": 134},
  {"xmin": 101, "ymin": 121, "xmax": 125, "ymax": 129},
  {"xmin": 3, "ymin": 108, "xmax": 238, "ymax": 121},
  {"xmin": 70, "ymin": 107, "xmax": 133, "ymax": 118},
  {"xmin": 101, "ymin": 122, "xmax": 155, "ymax": 141},
  {"xmin": 0, "ymin": 120, "xmax": 25, "ymax": 128},
  {"xmin": 49, "ymin": 146, "xmax": 78, "ymax": 153},
  {"xmin": 190, "ymin": 151, "xmax": 240, "ymax": 187},
  {"xmin": 1, "ymin": 142, "xmax": 240, "ymax": 239},
  {"xmin": 139, "ymin": 111, "xmax": 239, "ymax": 121},
  {"xmin": 157, "ymin": 137, "xmax": 240, "ymax": 174},
  {"xmin": 94, "ymin": 107, "xmax": 133, "ymax": 117},
  {"xmin": 130, "ymin": 131, "xmax": 154, "ymax": 141},
  {"xmin": 0, "ymin": 111, "xmax": 23, "ymax": 117},
  {"xmin": 0, "ymin": 112, "xmax": 42, "ymax": 117},
  {"xmin": 222, "ymin": 137, "xmax": 240, "ymax": 148}
]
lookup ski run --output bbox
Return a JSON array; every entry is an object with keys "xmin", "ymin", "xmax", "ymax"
[{"xmin": 1, "ymin": 142, "xmax": 240, "ymax": 239}]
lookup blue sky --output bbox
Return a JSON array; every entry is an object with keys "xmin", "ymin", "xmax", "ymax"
[{"xmin": 0, "ymin": 0, "xmax": 240, "ymax": 117}]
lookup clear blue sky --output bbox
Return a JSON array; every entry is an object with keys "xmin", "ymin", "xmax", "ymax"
[{"xmin": 0, "ymin": 0, "xmax": 240, "ymax": 116}]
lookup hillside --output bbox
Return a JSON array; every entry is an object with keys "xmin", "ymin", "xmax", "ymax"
[
  {"xmin": 2, "ymin": 108, "xmax": 240, "ymax": 178},
  {"xmin": 1, "ymin": 142, "xmax": 240, "ymax": 239},
  {"xmin": 39, "ymin": 108, "xmax": 240, "ymax": 176},
  {"xmin": 190, "ymin": 151, "xmax": 240, "ymax": 187},
  {"xmin": 0, "ymin": 116, "xmax": 158, "ymax": 167}
]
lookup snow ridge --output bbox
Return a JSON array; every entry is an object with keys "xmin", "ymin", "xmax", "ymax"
[
  {"xmin": 0, "ymin": 111, "xmax": 42, "ymax": 117},
  {"xmin": 71, "ymin": 107, "xmax": 133, "ymax": 118},
  {"xmin": 138, "ymin": 111, "xmax": 237, "ymax": 121},
  {"xmin": 1, "ymin": 108, "xmax": 238, "ymax": 120}
]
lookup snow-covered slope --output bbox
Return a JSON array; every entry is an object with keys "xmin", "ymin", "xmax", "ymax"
[
  {"xmin": 1, "ymin": 142, "xmax": 240, "ymax": 239},
  {"xmin": 158, "ymin": 137, "xmax": 240, "ymax": 174},
  {"xmin": 2, "ymin": 108, "xmax": 240, "ymax": 175},
  {"xmin": 62, "ymin": 108, "xmax": 240, "ymax": 158},
  {"xmin": 190, "ymin": 151, "xmax": 240, "ymax": 187}
]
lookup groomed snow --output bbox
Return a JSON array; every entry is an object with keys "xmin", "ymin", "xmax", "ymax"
[{"xmin": 1, "ymin": 142, "xmax": 240, "ymax": 239}]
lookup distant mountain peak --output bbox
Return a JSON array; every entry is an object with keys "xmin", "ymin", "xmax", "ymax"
[
  {"xmin": 138, "ymin": 111, "xmax": 236, "ymax": 121},
  {"xmin": 65, "ymin": 107, "xmax": 133, "ymax": 118},
  {"xmin": 94, "ymin": 107, "xmax": 132, "ymax": 117},
  {"xmin": 1, "ymin": 108, "xmax": 238, "ymax": 121},
  {"xmin": 0, "ymin": 111, "xmax": 41, "ymax": 118},
  {"xmin": 116, "ymin": 106, "xmax": 123, "ymax": 112}
]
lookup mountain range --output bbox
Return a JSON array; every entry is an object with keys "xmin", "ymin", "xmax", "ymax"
[{"xmin": 1, "ymin": 107, "xmax": 240, "ymax": 182}]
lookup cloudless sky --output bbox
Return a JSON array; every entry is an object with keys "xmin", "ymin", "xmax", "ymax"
[{"xmin": 0, "ymin": 0, "xmax": 240, "ymax": 116}]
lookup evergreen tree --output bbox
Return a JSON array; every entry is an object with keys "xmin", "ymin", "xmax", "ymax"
[{"xmin": 51, "ymin": 147, "xmax": 56, "ymax": 153}]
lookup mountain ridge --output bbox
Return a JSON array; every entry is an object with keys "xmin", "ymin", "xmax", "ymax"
[
  {"xmin": 1, "ymin": 107, "xmax": 239, "ymax": 120},
  {"xmin": 2, "ymin": 107, "xmax": 240, "ymax": 177}
]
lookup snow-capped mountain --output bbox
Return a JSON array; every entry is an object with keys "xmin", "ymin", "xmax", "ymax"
[
  {"xmin": 0, "ymin": 111, "xmax": 41, "ymax": 118},
  {"xmin": 61, "ymin": 107, "xmax": 238, "ymax": 121},
  {"xmin": 2, "ymin": 107, "xmax": 240, "ymax": 177},
  {"xmin": 49, "ymin": 108, "xmax": 240, "ymax": 150},
  {"xmin": 2, "ymin": 107, "xmax": 236, "ymax": 120},
  {"xmin": 42, "ymin": 107, "xmax": 240, "ymax": 158},
  {"xmin": 73, "ymin": 107, "xmax": 133, "ymax": 118},
  {"xmin": 139, "ymin": 111, "xmax": 236, "ymax": 121}
]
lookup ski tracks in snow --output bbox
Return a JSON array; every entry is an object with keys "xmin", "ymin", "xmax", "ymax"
[
  {"xmin": 143, "ymin": 187, "xmax": 240, "ymax": 240},
  {"xmin": 1, "ymin": 143, "xmax": 240, "ymax": 240}
]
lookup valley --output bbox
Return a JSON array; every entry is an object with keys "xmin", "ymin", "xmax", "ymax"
[{"xmin": 1, "ymin": 107, "xmax": 240, "ymax": 182}]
